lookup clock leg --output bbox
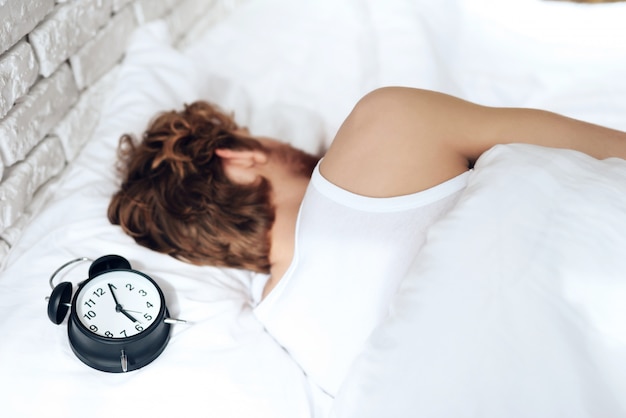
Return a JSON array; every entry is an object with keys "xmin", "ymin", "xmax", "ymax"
[{"xmin": 120, "ymin": 350, "xmax": 128, "ymax": 372}]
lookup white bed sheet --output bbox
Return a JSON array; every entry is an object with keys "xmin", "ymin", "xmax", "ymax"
[{"xmin": 2, "ymin": 0, "xmax": 626, "ymax": 417}]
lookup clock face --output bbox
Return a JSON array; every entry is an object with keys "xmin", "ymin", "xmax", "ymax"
[{"xmin": 74, "ymin": 270, "xmax": 163, "ymax": 339}]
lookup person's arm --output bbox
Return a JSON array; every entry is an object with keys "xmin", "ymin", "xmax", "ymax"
[{"xmin": 320, "ymin": 87, "xmax": 626, "ymax": 197}]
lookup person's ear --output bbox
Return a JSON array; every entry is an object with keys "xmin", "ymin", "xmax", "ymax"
[
  {"xmin": 215, "ymin": 148, "xmax": 267, "ymax": 184},
  {"xmin": 215, "ymin": 148, "xmax": 267, "ymax": 167}
]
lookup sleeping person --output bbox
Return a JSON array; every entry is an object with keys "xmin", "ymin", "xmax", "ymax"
[{"xmin": 107, "ymin": 86, "xmax": 626, "ymax": 393}]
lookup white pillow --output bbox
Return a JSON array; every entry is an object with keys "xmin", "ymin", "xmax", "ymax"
[{"xmin": 1, "ymin": 21, "xmax": 324, "ymax": 418}]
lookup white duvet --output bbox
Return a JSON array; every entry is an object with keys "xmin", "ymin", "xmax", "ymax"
[
  {"xmin": 332, "ymin": 144, "xmax": 626, "ymax": 417},
  {"xmin": 2, "ymin": 0, "xmax": 626, "ymax": 417}
]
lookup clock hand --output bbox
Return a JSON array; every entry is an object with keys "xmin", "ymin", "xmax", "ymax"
[
  {"xmin": 118, "ymin": 307, "xmax": 140, "ymax": 323},
  {"xmin": 107, "ymin": 283, "xmax": 140, "ymax": 323},
  {"xmin": 107, "ymin": 283, "xmax": 122, "ymax": 307}
]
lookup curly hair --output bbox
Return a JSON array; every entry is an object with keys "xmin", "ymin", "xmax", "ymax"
[{"xmin": 108, "ymin": 101, "xmax": 275, "ymax": 273}]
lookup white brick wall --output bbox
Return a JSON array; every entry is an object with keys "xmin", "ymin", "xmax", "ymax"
[
  {"xmin": 113, "ymin": 0, "xmax": 134, "ymax": 12},
  {"xmin": 29, "ymin": 0, "xmax": 114, "ymax": 77},
  {"xmin": 0, "ymin": 0, "xmax": 55, "ymax": 54},
  {"xmin": 0, "ymin": 41, "xmax": 39, "ymax": 119},
  {"xmin": 0, "ymin": 136, "xmax": 65, "ymax": 233},
  {"xmin": 133, "ymin": 0, "xmax": 179, "ymax": 24},
  {"xmin": 53, "ymin": 66, "xmax": 119, "ymax": 161},
  {"xmin": 0, "ymin": 63, "xmax": 79, "ymax": 167},
  {"xmin": 69, "ymin": 5, "xmax": 136, "ymax": 90},
  {"xmin": 0, "ymin": 0, "xmax": 247, "ymax": 268}
]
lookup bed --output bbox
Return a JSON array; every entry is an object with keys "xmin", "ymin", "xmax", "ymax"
[{"xmin": 1, "ymin": 0, "xmax": 626, "ymax": 417}]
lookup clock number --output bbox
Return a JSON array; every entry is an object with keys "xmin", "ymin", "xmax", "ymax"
[
  {"xmin": 93, "ymin": 288, "xmax": 105, "ymax": 298},
  {"xmin": 146, "ymin": 301, "xmax": 153, "ymax": 309},
  {"xmin": 83, "ymin": 310, "xmax": 96, "ymax": 321},
  {"xmin": 83, "ymin": 298, "xmax": 96, "ymax": 309},
  {"xmin": 120, "ymin": 330, "xmax": 128, "ymax": 338},
  {"xmin": 89, "ymin": 325, "xmax": 98, "ymax": 332},
  {"xmin": 126, "ymin": 283, "xmax": 134, "ymax": 291},
  {"xmin": 139, "ymin": 289, "xmax": 147, "ymax": 297},
  {"xmin": 135, "ymin": 324, "xmax": 144, "ymax": 332},
  {"xmin": 143, "ymin": 313, "xmax": 153, "ymax": 321},
  {"xmin": 104, "ymin": 331, "xmax": 114, "ymax": 338}
]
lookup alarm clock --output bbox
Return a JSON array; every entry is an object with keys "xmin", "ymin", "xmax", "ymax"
[{"xmin": 47, "ymin": 255, "xmax": 184, "ymax": 373}]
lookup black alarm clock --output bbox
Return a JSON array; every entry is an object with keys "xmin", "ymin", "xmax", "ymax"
[{"xmin": 47, "ymin": 255, "xmax": 185, "ymax": 373}]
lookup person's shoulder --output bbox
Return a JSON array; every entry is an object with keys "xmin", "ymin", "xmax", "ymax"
[{"xmin": 320, "ymin": 87, "xmax": 470, "ymax": 197}]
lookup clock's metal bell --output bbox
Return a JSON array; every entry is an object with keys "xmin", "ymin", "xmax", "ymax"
[{"xmin": 47, "ymin": 281, "xmax": 73, "ymax": 325}]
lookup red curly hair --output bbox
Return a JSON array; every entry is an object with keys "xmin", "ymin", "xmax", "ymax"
[{"xmin": 108, "ymin": 101, "xmax": 275, "ymax": 273}]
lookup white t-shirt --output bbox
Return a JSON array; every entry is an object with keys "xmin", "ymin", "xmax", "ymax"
[{"xmin": 254, "ymin": 163, "xmax": 469, "ymax": 395}]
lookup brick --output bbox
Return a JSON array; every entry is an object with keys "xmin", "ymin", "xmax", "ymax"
[
  {"xmin": 0, "ymin": 136, "xmax": 65, "ymax": 232},
  {"xmin": 0, "ymin": 64, "xmax": 78, "ymax": 166},
  {"xmin": 113, "ymin": 0, "xmax": 134, "ymax": 12},
  {"xmin": 174, "ymin": 0, "xmax": 248, "ymax": 48},
  {"xmin": 133, "ymin": 0, "xmax": 179, "ymax": 24},
  {"xmin": 0, "ymin": 176, "xmax": 59, "ymax": 247},
  {"xmin": 0, "ymin": 238, "xmax": 9, "ymax": 269},
  {"xmin": 0, "ymin": 163, "xmax": 63, "ymax": 248},
  {"xmin": 69, "ymin": 5, "xmax": 136, "ymax": 90},
  {"xmin": 0, "ymin": 41, "xmax": 39, "ymax": 119},
  {"xmin": 0, "ymin": 136, "xmax": 65, "ymax": 239},
  {"xmin": 29, "ymin": 0, "xmax": 113, "ymax": 77},
  {"xmin": 173, "ymin": 0, "xmax": 228, "ymax": 48},
  {"xmin": 0, "ymin": 0, "xmax": 55, "ymax": 54},
  {"xmin": 53, "ymin": 65, "xmax": 119, "ymax": 161},
  {"xmin": 0, "ymin": 163, "xmax": 31, "ymax": 233},
  {"xmin": 25, "ymin": 135, "xmax": 66, "ymax": 195}
]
